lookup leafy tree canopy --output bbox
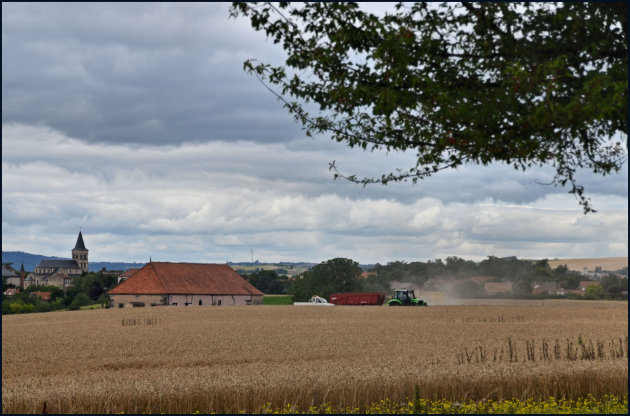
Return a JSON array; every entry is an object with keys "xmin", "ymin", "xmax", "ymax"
[
  {"xmin": 584, "ymin": 284, "xmax": 605, "ymax": 299},
  {"xmin": 289, "ymin": 257, "xmax": 363, "ymax": 301},
  {"xmin": 231, "ymin": 2, "xmax": 627, "ymax": 213},
  {"xmin": 245, "ymin": 269, "xmax": 289, "ymax": 294}
]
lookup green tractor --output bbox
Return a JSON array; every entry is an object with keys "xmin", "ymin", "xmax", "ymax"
[{"xmin": 387, "ymin": 289, "xmax": 427, "ymax": 306}]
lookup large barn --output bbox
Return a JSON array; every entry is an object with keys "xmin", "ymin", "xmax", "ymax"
[{"xmin": 107, "ymin": 262, "xmax": 264, "ymax": 308}]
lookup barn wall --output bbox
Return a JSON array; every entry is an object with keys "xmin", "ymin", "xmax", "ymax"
[
  {"xmin": 168, "ymin": 294, "xmax": 263, "ymax": 306},
  {"xmin": 109, "ymin": 294, "xmax": 167, "ymax": 308},
  {"xmin": 109, "ymin": 294, "xmax": 263, "ymax": 308}
]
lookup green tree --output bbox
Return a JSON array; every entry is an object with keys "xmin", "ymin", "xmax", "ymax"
[
  {"xmin": 584, "ymin": 284, "xmax": 604, "ymax": 299},
  {"xmin": 69, "ymin": 293, "xmax": 90, "ymax": 310},
  {"xmin": 600, "ymin": 274, "xmax": 627, "ymax": 294},
  {"xmin": 289, "ymin": 258, "xmax": 363, "ymax": 301},
  {"xmin": 97, "ymin": 294, "xmax": 109, "ymax": 308},
  {"xmin": 557, "ymin": 274, "xmax": 581, "ymax": 290},
  {"xmin": 231, "ymin": 2, "xmax": 627, "ymax": 213},
  {"xmin": 253, "ymin": 269, "xmax": 289, "ymax": 294},
  {"xmin": 246, "ymin": 269, "xmax": 289, "ymax": 294},
  {"xmin": 533, "ymin": 259, "xmax": 553, "ymax": 279},
  {"xmin": 553, "ymin": 264, "xmax": 569, "ymax": 274}
]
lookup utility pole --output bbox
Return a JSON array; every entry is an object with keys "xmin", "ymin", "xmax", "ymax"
[{"xmin": 251, "ymin": 247, "xmax": 254, "ymax": 264}]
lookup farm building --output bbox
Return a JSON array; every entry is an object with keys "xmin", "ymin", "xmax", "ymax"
[
  {"xmin": 484, "ymin": 282, "xmax": 513, "ymax": 295},
  {"xmin": 3, "ymin": 266, "xmax": 21, "ymax": 288},
  {"xmin": 107, "ymin": 262, "xmax": 264, "ymax": 308},
  {"xmin": 532, "ymin": 282, "xmax": 562, "ymax": 295}
]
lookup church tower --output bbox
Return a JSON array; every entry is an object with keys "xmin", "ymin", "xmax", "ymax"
[{"xmin": 72, "ymin": 231, "xmax": 89, "ymax": 274}]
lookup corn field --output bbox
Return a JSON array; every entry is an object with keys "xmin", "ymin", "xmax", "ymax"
[{"xmin": 2, "ymin": 300, "xmax": 627, "ymax": 414}]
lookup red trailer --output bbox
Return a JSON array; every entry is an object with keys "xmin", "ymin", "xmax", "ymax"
[{"xmin": 328, "ymin": 292, "xmax": 385, "ymax": 306}]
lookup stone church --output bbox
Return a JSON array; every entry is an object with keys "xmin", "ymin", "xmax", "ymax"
[{"xmin": 28, "ymin": 231, "xmax": 89, "ymax": 288}]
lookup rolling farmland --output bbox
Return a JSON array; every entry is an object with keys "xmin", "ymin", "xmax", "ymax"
[
  {"xmin": 2, "ymin": 300, "xmax": 627, "ymax": 414},
  {"xmin": 546, "ymin": 257, "xmax": 628, "ymax": 273}
]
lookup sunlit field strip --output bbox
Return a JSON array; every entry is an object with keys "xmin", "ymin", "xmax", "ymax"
[{"xmin": 2, "ymin": 300, "xmax": 627, "ymax": 414}]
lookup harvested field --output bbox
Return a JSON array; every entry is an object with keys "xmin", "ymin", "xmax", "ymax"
[
  {"xmin": 546, "ymin": 257, "xmax": 627, "ymax": 273},
  {"xmin": 2, "ymin": 301, "xmax": 628, "ymax": 414}
]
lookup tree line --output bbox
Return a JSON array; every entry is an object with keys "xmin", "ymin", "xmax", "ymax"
[
  {"xmin": 365, "ymin": 256, "xmax": 627, "ymax": 300},
  {"xmin": 242, "ymin": 256, "xmax": 627, "ymax": 302},
  {"xmin": 2, "ymin": 271, "xmax": 119, "ymax": 314},
  {"xmin": 3, "ymin": 256, "xmax": 626, "ymax": 314}
]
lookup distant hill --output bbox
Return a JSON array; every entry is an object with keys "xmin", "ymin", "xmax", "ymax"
[{"xmin": 1, "ymin": 251, "xmax": 145, "ymax": 273}]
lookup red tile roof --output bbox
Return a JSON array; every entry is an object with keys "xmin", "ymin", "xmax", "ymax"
[
  {"xmin": 32, "ymin": 291, "xmax": 52, "ymax": 301},
  {"xmin": 107, "ymin": 262, "xmax": 264, "ymax": 296},
  {"xmin": 484, "ymin": 282, "xmax": 513, "ymax": 295},
  {"xmin": 120, "ymin": 268, "xmax": 139, "ymax": 278},
  {"xmin": 470, "ymin": 276, "xmax": 495, "ymax": 284}
]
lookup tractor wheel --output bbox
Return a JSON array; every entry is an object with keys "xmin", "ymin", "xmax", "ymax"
[{"xmin": 389, "ymin": 301, "xmax": 400, "ymax": 306}]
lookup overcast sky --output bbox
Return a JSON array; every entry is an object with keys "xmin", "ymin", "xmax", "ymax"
[{"xmin": 2, "ymin": 2, "xmax": 627, "ymax": 265}]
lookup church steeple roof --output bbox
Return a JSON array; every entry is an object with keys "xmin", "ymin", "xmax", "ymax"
[{"xmin": 74, "ymin": 231, "xmax": 87, "ymax": 251}]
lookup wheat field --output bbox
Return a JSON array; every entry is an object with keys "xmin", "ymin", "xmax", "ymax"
[
  {"xmin": 2, "ymin": 300, "xmax": 627, "ymax": 414},
  {"xmin": 546, "ymin": 257, "xmax": 627, "ymax": 273}
]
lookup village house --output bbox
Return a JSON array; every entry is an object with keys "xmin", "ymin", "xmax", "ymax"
[
  {"xmin": 32, "ymin": 291, "xmax": 52, "ymax": 302},
  {"xmin": 3, "ymin": 263, "xmax": 33, "ymax": 289},
  {"xmin": 532, "ymin": 281, "xmax": 563, "ymax": 295},
  {"xmin": 107, "ymin": 262, "xmax": 264, "ymax": 308},
  {"xmin": 3, "ymin": 267, "xmax": 20, "ymax": 287},
  {"xmin": 484, "ymin": 282, "xmax": 513, "ymax": 295}
]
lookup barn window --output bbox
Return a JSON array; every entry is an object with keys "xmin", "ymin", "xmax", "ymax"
[
  {"xmin": 218, "ymin": 300, "xmax": 222, "ymax": 306},
  {"xmin": 118, "ymin": 303, "xmax": 124, "ymax": 308},
  {"xmin": 172, "ymin": 302, "xmax": 178, "ymax": 306},
  {"xmin": 131, "ymin": 302, "xmax": 145, "ymax": 307},
  {"xmin": 198, "ymin": 300, "xmax": 203, "ymax": 305}
]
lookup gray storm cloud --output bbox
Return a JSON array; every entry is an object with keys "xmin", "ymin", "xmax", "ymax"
[{"xmin": 2, "ymin": 124, "xmax": 627, "ymax": 263}]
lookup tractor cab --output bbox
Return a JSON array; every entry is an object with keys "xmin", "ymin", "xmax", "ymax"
[{"xmin": 388, "ymin": 289, "xmax": 427, "ymax": 306}]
